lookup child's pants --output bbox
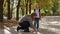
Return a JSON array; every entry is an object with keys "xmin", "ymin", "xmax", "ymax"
[{"xmin": 34, "ymin": 18, "xmax": 39, "ymax": 29}]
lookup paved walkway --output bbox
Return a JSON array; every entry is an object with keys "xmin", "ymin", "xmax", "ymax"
[{"xmin": 0, "ymin": 16, "xmax": 60, "ymax": 34}]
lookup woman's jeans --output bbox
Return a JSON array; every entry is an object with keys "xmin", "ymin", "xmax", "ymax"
[
  {"xmin": 34, "ymin": 18, "xmax": 39, "ymax": 29},
  {"xmin": 17, "ymin": 21, "xmax": 30, "ymax": 32}
]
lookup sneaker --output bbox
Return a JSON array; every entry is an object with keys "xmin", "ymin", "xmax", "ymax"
[{"xmin": 33, "ymin": 31, "xmax": 37, "ymax": 34}]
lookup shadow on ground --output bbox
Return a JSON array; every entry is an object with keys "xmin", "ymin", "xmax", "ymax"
[
  {"xmin": 0, "ymin": 27, "xmax": 57, "ymax": 34},
  {"xmin": 46, "ymin": 25, "xmax": 60, "ymax": 29},
  {"xmin": 38, "ymin": 28, "xmax": 57, "ymax": 34}
]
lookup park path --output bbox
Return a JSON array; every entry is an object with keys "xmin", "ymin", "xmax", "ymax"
[{"xmin": 0, "ymin": 16, "xmax": 60, "ymax": 34}]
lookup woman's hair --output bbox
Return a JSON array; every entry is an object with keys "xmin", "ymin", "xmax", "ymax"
[
  {"xmin": 31, "ymin": 13, "xmax": 36, "ymax": 16},
  {"xmin": 31, "ymin": 13, "xmax": 36, "ymax": 20}
]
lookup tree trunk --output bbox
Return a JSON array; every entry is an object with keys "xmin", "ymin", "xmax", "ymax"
[
  {"xmin": 52, "ymin": 3, "xmax": 58, "ymax": 15},
  {"xmin": 16, "ymin": 0, "xmax": 20, "ymax": 20},
  {"xmin": 52, "ymin": 0, "xmax": 58, "ymax": 16},
  {"xmin": 26, "ymin": 0, "xmax": 28, "ymax": 14},
  {"xmin": 29, "ymin": 0, "xmax": 31, "ymax": 14},
  {"xmin": 7, "ymin": 0, "xmax": 11, "ymax": 19},
  {"xmin": 0, "ymin": 0, "xmax": 4, "ymax": 22},
  {"xmin": 11, "ymin": 0, "xmax": 14, "ymax": 18},
  {"xmin": 21, "ymin": 8, "xmax": 24, "ymax": 16}
]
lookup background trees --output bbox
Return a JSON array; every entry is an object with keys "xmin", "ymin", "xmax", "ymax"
[
  {"xmin": 16, "ymin": 0, "xmax": 21, "ymax": 20},
  {"xmin": 0, "ymin": 0, "xmax": 4, "ymax": 22},
  {"xmin": 0, "ymin": 0, "xmax": 60, "ymax": 22}
]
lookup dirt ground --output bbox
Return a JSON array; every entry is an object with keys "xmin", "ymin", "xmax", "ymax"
[{"xmin": 0, "ymin": 18, "xmax": 18, "ymax": 30}]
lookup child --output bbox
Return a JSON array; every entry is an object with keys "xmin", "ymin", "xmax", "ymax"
[{"xmin": 34, "ymin": 3, "xmax": 41, "ymax": 29}]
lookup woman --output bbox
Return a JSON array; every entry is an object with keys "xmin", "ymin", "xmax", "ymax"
[{"xmin": 17, "ymin": 13, "xmax": 37, "ymax": 32}]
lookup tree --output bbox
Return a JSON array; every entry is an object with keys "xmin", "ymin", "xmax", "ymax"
[
  {"xmin": 21, "ymin": 8, "xmax": 24, "ymax": 16},
  {"xmin": 26, "ymin": 0, "xmax": 28, "ymax": 14},
  {"xmin": 7, "ymin": 0, "xmax": 11, "ymax": 19},
  {"xmin": 0, "ymin": 0, "xmax": 4, "ymax": 22},
  {"xmin": 3, "ymin": 0, "xmax": 8, "ymax": 17},
  {"xmin": 29, "ymin": 0, "xmax": 31, "ymax": 14},
  {"xmin": 10, "ymin": 0, "xmax": 14, "ymax": 18},
  {"xmin": 20, "ymin": 0, "xmax": 25, "ymax": 16},
  {"xmin": 16, "ymin": 0, "xmax": 21, "ymax": 20},
  {"xmin": 52, "ymin": 0, "xmax": 59, "ymax": 15}
]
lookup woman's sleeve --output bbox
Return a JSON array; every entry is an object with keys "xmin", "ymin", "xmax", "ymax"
[{"xmin": 18, "ymin": 16, "xmax": 25, "ymax": 23}]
